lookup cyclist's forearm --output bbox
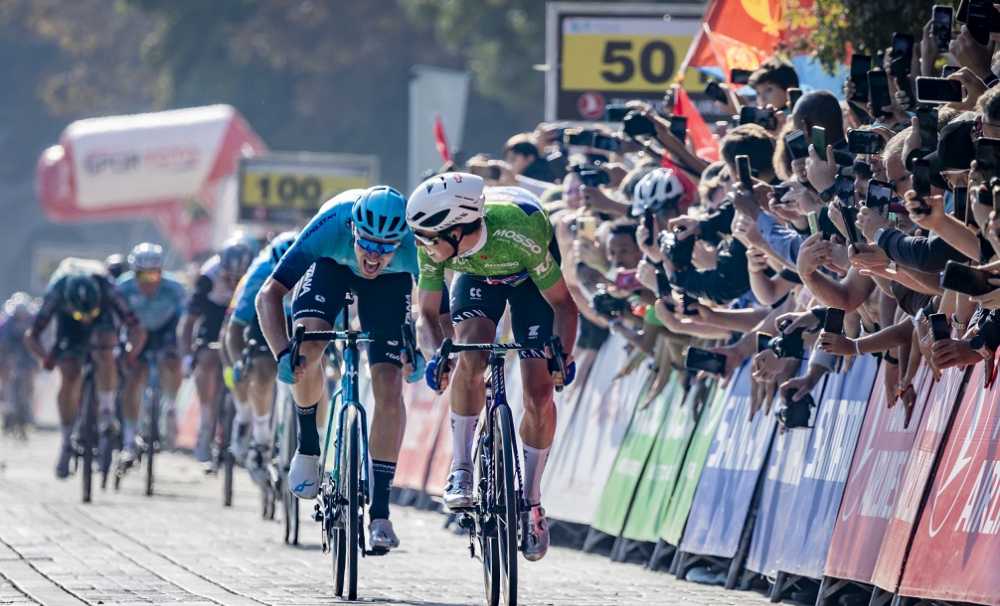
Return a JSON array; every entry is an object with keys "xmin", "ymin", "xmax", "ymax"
[
  {"xmin": 553, "ymin": 302, "xmax": 578, "ymax": 358},
  {"xmin": 178, "ymin": 314, "xmax": 196, "ymax": 356},
  {"xmin": 23, "ymin": 332, "xmax": 46, "ymax": 362},
  {"xmin": 256, "ymin": 281, "xmax": 291, "ymax": 359},
  {"xmin": 416, "ymin": 311, "xmax": 445, "ymax": 356},
  {"xmin": 128, "ymin": 325, "xmax": 147, "ymax": 357},
  {"xmin": 224, "ymin": 320, "xmax": 246, "ymax": 363}
]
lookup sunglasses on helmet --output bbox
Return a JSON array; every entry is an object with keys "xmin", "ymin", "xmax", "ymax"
[{"xmin": 71, "ymin": 308, "xmax": 102, "ymax": 322}]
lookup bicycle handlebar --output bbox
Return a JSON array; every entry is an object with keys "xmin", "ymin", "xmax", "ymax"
[{"xmin": 289, "ymin": 324, "xmax": 374, "ymax": 370}]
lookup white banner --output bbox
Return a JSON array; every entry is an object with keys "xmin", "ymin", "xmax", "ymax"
[{"xmin": 408, "ymin": 65, "xmax": 470, "ymax": 191}]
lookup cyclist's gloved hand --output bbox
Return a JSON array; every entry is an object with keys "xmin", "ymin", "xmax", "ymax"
[
  {"xmin": 223, "ymin": 366, "xmax": 237, "ymax": 392},
  {"xmin": 182, "ymin": 354, "xmax": 194, "ymax": 377},
  {"xmin": 277, "ymin": 351, "xmax": 297, "ymax": 384},
  {"xmin": 425, "ymin": 354, "xmax": 448, "ymax": 393},
  {"xmin": 232, "ymin": 360, "xmax": 245, "ymax": 384},
  {"xmin": 402, "ymin": 349, "xmax": 426, "ymax": 384},
  {"xmin": 563, "ymin": 360, "xmax": 577, "ymax": 386}
]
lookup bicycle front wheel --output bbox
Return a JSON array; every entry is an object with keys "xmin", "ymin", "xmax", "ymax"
[
  {"xmin": 145, "ymin": 385, "xmax": 159, "ymax": 497},
  {"xmin": 478, "ymin": 433, "xmax": 501, "ymax": 606},
  {"xmin": 80, "ymin": 376, "xmax": 96, "ymax": 504},
  {"xmin": 493, "ymin": 404, "xmax": 519, "ymax": 606},
  {"xmin": 281, "ymin": 394, "xmax": 300, "ymax": 545},
  {"xmin": 344, "ymin": 407, "xmax": 361, "ymax": 600},
  {"xmin": 221, "ymin": 395, "xmax": 234, "ymax": 507}
]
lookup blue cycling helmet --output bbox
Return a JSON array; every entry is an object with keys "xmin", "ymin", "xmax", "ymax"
[
  {"xmin": 352, "ymin": 186, "xmax": 408, "ymax": 241},
  {"xmin": 268, "ymin": 231, "xmax": 298, "ymax": 265}
]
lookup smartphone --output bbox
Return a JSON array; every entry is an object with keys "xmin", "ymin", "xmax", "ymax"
[
  {"xmin": 592, "ymin": 133, "xmax": 622, "ymax": 153},
  {"xmin": 838, "ymin": 200, "xmax": 862, "ymax": 244},
  {"xmin": 622, "ymin": 112, "xmax": 657, "ymax": 138},
  {"xmin": 785, "ymin": 129, "xmax": 810, "ymax": 160},
  {"xmin": 655, "ymin": 268, "xmax": 672, "ymax": 299},
  {"xmin": 916, "ymin": 106, "xmax": 939, "ymax": 152},
  {"xmin": 643, "ymin": 209, "xmax": 655, "ymax": 246},
  {"xmin": 705, "ymin": 81, "xmax": 728, "ymax": 104},
  {"xmin": 929, "ymin": 313, "xmax": 951, "ymax": 341},
  {"xmin": 756, "ymin": 332, "xmax": 774, "ymax": 353},
  {"xmin": 865, "ymin": 179, "xmax": 894, "ymax": 210},
  {"xmin": 486, "ymin": 165, "xmax": 502, "ymax": 180},
  {"xmin": 669, "ymin": 116, "xmax": 688, "ymax": 141},
  {"xmin": 966, "ymin": 0, "xmax": 993, "ymax": 45},
  {"xmin": 685, "ymin": 347, "xmax": 727, "ymax": 375},
  {"xmin": 736, "ymin": 155, "xmax": 753, "ymax": 189},
  {"xmin": 773, "ymin": 184, "xmax": 791, "ymax": 202},
  {"xmin": 807, "ymin": 211, "xmax": 820, "ymax": 235},
  {"xmin": 604, "ymin": 104, "xmax": 630, "ymax": 122},
  {"xmin": 941, "ymin": 65, "xmax": 961, "ymax": 77},
  {"xmin": 565, "ymin": 129, "xmax": 594, "ymax": 147},
  {"xmin": 850, "ymin": 55, "xmax": 872, "ymax": 102},
  {"xmin": 731, "ymin": 68, "xmax": 752, "ymax": 85},
  {"xmin": 868, "ymin": 70, "xmax": 893, "ymax": 118},
  {"xmin": 913, "ymin": 157, "xmax": 932, "ymax": 199},
  {"xmin": 916, "ymin": 77, "xmax": 963, "ymax": 104},
  {"xmin": 848, "ymin": 129, "xmax": 885, "ymax": 155},
  {"xmin": 933, "ymin": 5, "xmax": 955, "ymax": 52},
  {"xmin": 614, "ymin": 270, "xmax": 642, "ymax": 292},
  {"xmin": 975, "ymin": 137, "xmax": 1000, "ymax": 174},
  {"xmin": 823, "ymin": 308, "xmax": 846, "ymax": 335},
  {"xmin": 890, "ymin": 32, "xmax": 915, "ymax": 77},
  {"xmin": 954, "ymin": 186, "xmax": 969, "ymax": 223},
  {"xmin": 941, "ymin": 260, "xmax": 996, "ymax": 296},
  {"xmin": 576, "ymin": 215, "xmax": 598, "ymax": 240},
  {"xmin": 811, "ymin": 126, "xmax": 828, "ymax": 161},
  {"xmin": 739, "ymin": 106, "xmax": 777, "ymax": 130},
  {"xmin": 787, "ymin": 87, "xmax": 803, "ymax": 110}
]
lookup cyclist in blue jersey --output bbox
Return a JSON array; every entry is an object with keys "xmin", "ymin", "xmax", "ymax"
[
  {"xmin": 256, "ymin": 186, "xmax": 425, "ymax": 551},
  {"xmin": 224, "ymin": 231, "xmax": 296, "ymax": 482},
  {"xmin": 115, "ymin": 243, "xmax": 186, "ymax": 466}
]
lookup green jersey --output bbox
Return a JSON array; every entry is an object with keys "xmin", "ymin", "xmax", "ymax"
[{"xmin": 417, "ymin": 186, "xmax": 562, "ymax": 292}]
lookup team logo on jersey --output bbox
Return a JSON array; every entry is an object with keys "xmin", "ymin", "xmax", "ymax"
[
  {"xmin": 528, "ymin": 325, "xmax": 540, "ymax": 339},
  {"xmin": 298, "ymin": 264, "xmax": 315, "ymax": 297},
  {"xmin": 533, "ymin": 254, "xmax": 553, "ymax": 276},
  {"xmin": 469, "ymin": 287, "xmax": 482, "ymax": 300},
  {"xmin": 493, "ymin": 229, "xmax": 542, "ymax": 254},
  {"xmin": 315, "ymin": 294, "xmax": 325, "ymax": 303}
]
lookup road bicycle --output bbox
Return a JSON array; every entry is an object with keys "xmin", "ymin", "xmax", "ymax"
[
  {"xmin": 114, "ymin": 350, "xmax": 164, "ymax": 496},
  {"xmin": 72, "ymin": 349, "xmax": 117, "ymax": 503},
  {"xmin": 436, "ymin": 336, "xmax": 567, "ymax": 606}
]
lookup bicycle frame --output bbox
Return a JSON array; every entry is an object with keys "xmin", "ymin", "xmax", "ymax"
[{"xmin": 319, "ymin": 331, "xmax": 372, "ymax": 503}]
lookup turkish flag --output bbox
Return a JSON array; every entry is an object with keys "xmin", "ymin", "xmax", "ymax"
[
  {"xmin": 673, "ymin": 87, "xmax": 720, "ymax": 162},
  {"xmin": 433, "ymin": 114, "xmax": 451, "ymax": 163}
]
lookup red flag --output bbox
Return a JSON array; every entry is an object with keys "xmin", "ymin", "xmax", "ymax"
[
  {"xmin": 673, "ymin": 87, "xmax": 720, "ymax": 162},
  {"xmin": 433, "ymin": 114, "xmax": 451, "ymax": 163}
]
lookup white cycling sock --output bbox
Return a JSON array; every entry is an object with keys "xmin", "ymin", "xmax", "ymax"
[
  {"xmin": 252, "ymin": 414, "xmax": 270, "ymax": 445},
  {"xmin": 98, "ymin": 391, "xmax": 115, "ymax": 416},
  {"xmin": 450, "ymin": 412, "xmax": 479, "ymax": 472},
  {"xmin": 161, "ymin": 393, "xmax": 176, "ymax": 414},
  {"xmin": 233, "ymin": 398, "xmax": 251, "ymax": 425},
  {"xmin": 123, "ymin": 419, "xmax": 137, "ymax": 449},
  {"xmin": 522, "ymin": 444, "xmax": 550, "ymax": 506}
]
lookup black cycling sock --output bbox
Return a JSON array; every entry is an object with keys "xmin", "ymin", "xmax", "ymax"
[
  {"xmin": 370, "ymin": 459, "xmax": 397, "ymax": 520},
  {"xmin": 296, "ymin": 404, "xmax": 321, "ymax": 456}
]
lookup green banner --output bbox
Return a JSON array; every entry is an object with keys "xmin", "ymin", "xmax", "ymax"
[
  {"xmin": 658, "ymin": 378, "xmax": 727, "ymax": 546},
  {"xmin": 620, "ymin": 378, "xmax": 701, "ymax": 542},
  {"xmin": 590, "ymin": 373, "xmax": 676, "ymax": 536}
]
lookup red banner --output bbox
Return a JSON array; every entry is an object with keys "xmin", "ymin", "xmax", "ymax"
[
  {"xmin": 871, "ymin": 366, "xmax": 969, "ymax": 591},
  {"xmin": 673, "ymin": 87, "xmax": 720, "ymax": 163},
  {"xmin": 898, "ymin": 365, "xmax": 1000, "ymax": 605},
  {"xmin": 823, "ymin": 365, "xmax": 932, "ymax": 583}
]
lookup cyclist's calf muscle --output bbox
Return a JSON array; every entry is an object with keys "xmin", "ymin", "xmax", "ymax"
[
  {"xmin": 287, "ymin": 316, "xmax": 331, "ymax": 408},
  {"xmin": 449, "ymin": 317, "xmax": 495, "ymax": 417}
]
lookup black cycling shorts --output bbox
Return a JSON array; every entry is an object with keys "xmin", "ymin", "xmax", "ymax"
[
  {"xmin": 291, "ymin": 259, "xmax": 412, "ymax": 367},
  {"xmin": 449, "ymin": 274, "xmax": 552, "ymax": 359},
  {"xmin": 241, "ymin": 317, "xmax": 275, "ymax": 358},
  {"xmin": 195, "ymin": 302, "xmax": 227, "ymax": 347},
  {"xmin": 141, "ymin": 316, "xmax": 180, "ymax": 359},
  {"xmin": 53, "ymin": 307, "xmax": 117, "ymax": 360}
]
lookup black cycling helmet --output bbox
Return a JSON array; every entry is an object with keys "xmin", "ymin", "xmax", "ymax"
[
  {"xmin": 64, "ymin": 275, "xmax": 101, "ymax": 317},
  {"xmin": 105, "ymin": 254, "xmax": 128, "ymax": 280},
  {"xmin": 220, "ymin": 241, "xmax": 254, "ymax": 276}
]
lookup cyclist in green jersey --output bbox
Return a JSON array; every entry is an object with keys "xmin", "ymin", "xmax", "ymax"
[{"xmin": 406, "ymin": 172, "xmax": 578, "ymax": 562}]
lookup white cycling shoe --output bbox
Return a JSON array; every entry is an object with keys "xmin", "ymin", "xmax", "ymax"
[
  {"xmin": 369, "ymin": 519, "xmax": 400, "ymax": 550},
  {"xmin": 288, "ymin": 452, "xmax": 321, "ymax": 499},
  {"xmin": 522, "ymin": 504, "xmax": 549, "ymax": 562},
  {"xmin": 443, "ymin": 469, "xmax": 474, "ymax": 510}
]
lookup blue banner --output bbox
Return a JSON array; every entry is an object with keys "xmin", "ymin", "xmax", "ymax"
[
  {"xmin": 679, "ymin": 362, "xmax": 777, "ymax": 559},
  {"xmin": 746, "ymin": 356, "xmax": 877, "ymax": 577}
]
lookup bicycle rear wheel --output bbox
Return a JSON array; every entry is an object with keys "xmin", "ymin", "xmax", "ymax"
[
  {"xmin": 493, "ymin": 404, "xmax": 519, "ymax": 606},
  {"xmin": 221, "ymin": 394, "xmax": 234, "ymax": 507},
  {"xmin": 80, "ymin": 374, "xmax": 96, "ymax": 504}
]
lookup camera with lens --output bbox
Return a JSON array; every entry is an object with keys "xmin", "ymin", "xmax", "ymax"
[
  {"xmin": 658, "ymin": 228, "xmax": 695, "ymax": 272},
  {"xmin": 759, "ymin": 324, "xmax": 806, "ymax": 359},
  {"xmin": 777, "ymin": 392, "xmax": 814, "ymax": 429},
  {"xmin": 591, "ymin": 285, "xmax": 632, "ymax": 319},
  {"xmin": 622, "ymin": 110, "xmax": 657, "ymax": 138}
]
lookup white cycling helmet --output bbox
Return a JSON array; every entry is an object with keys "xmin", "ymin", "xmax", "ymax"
[
  {"xmin": 631, "ymin": 167, "xmax": 685, "ymax": 216},
  {"xmin": 406, "ymin": 172, "xmax": 485, "ymax": 232}
]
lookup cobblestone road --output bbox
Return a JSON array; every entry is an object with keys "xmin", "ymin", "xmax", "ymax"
[{"xmin": 0, "ymin": 430, "xmax": 772, "ymax": 605}]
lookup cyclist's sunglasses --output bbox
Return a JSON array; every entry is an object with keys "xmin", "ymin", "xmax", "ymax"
[
  {"xmin": 71, "ymin": 308, "xmax": 101, "ymax": 322},
  {"xmin": 353, "ymin": 229, "xmax": 400, "ymax": 256},
  {"xmin": 412, "ymin": 231, "xmax": 443, "ymax": 247},
  {"xmin": 136, "ymin": 269, "xmax": 161, "ymax": 284}
]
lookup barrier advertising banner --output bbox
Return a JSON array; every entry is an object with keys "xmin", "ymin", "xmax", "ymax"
[
  {"xmin": 660, "ymin": 376, "xmax": 728, "ymax": 546},
  {"xmin": 544, "ymin": 336, "xmax": 647, "ymax": 524},
  {"xmin": 870, "ymin": 366, "xmax": 968, "ymax": 591},
  {"xmin": 394, "ymin": 382, "xmax": 450, "ymax": 491},
  {"xmin": 775, "ymin": 356, "xmax": 877, "ymax": 578},
  {"xmin": 823, "ymin": 365, "xmax": 932, "ymax": 583},
  {"xmin": 746, "ymin": 362, "xmax": 828, "ymax": 576},
  {"xmin": 621, "ymin": 376, "xmax": 701, "ymax": 542},
  {"xmin": 680, "ymin": 362, "xmax": 777, "ymax": 558},
  {"xmin": 898, "ymin": 364, "xmax": 1000, "ymax": 606},
  {"xmin": 591, "ymin": 374, "xmax": 677, "ymax": 536}
]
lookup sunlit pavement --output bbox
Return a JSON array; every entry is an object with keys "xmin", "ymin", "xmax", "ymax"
[{"xmin": 0, "ymin": 429, "xmax": 771, "ymax": 605}]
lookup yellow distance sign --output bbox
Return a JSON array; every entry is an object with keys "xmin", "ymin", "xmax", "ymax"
[
  {"xmin": 241, "ymin": 171, "xmax": 369, "ymax": 211},
  {"xmin": 560, "ymin": 16, "xmax": 702, "ymax": 93}
]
